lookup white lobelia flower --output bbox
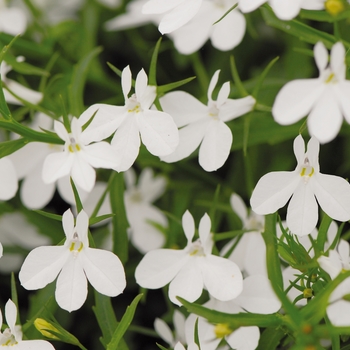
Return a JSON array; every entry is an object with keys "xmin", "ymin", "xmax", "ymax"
[
  {"xmin": 238, "ymin": 0, "xmax": 323, "ymax": 20},
  {"xmin": 250, "ymin": 135, "xmax": 350, "ymax": 236},
  {"xmin": 142, "ymin": 0, "xmax": 203, "ymax": 34},
  {"xmin": 9, "ymin": 113, "xmax": 89, "ymax": 209},
  {"xmin": 174, "ymin": 342, "xmax": 199, "ymax": 350},
  {"xmin": 154, "ymin": 310, "xmax": 187, "ymax": 348},
  {"xmin": 124, "ymin": 167, "xmax": 167, "ymax": 253},
  {"xmin": 272, "ymin": 41, "xmax": 350, "ymax": 143},
  {"xmin": 0, "ymin": 299, "xmax": 55, "ymax": 349},
  {"xmin": 169, "ymin": 0, "xmax": 246, "ymax": 55},
  {"xmin": 185, "ymin": 275, "xmax": 281, "ymax": 350},
  {"xmin": 80, "ymin": 66, "xmax": 179, "ymax": 172},
  {"xmin": 160, "ymin": 70, "xmax": 255, "ymax": 171},
  {"xmin": 221, "ymin": 193, "xmax": 267, "ymax": 276},
  {"xmin": 0, "ymin": 157, "xmax": 17, "ymax": 201},
  {"xmin": 318, "ymin": 240, "xmax": 350, "ymax": 326},
  {"xmin": 0, "ymin": 0, "xmax": 27, "ymax": 35},
  {"xmin": 19, "ymin": 209, "xmax": 126, "ymax": 312},
  {"xmin": 135, "ymin": 210, "xmax": 243, "ymax": 306},
  {"xmin": 42, "ymin": 116, "xmax": 119, "ymax": 192},
  {"xmin": 1, "ymin": 57, "xmax": 43, "ymax": 105}
]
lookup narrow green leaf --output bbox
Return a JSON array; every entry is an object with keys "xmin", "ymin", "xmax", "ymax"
[
  {"xmin": 4, "ymin": 54, "xmax": 49, "ymax": 76},
  {"xmin": 68, "ymin": 46, "xmax": 103, "ymax": 117},
  {"xmin": 178, "ymin": 297, "xmax": 282, "ymax": 328},
  {"xmin": 107, "ymin": 294, "xmax": 143, "ymax": 350},
  {"xmin": 11, "ymin": 273, "xmax": 19, "ymax": 324},
  {"xmin": 0, "ymin": 138, "xmax": 29, "ymax": 157},
  {"xmin": 89, "ymin": 214, "xmax": 114, "ymax": 226},
  {"xmin": 230, "ymin": 55, "xmax": 249, "ymax": 97},
  {"xmin": 34, "ymin": 210, "xmax": 62, "ymax": 221},
  {"xmin": 256, "ymin": 327, "xmax": 286, "ymax": 350},
  {"xmin": 213, "ymin": 3, "xmax": 238, "ymax": 24},
  {"xmin": 107, "ymin": 62, "xmax": 122, "ymax": 77},
  {"xmin": 148, "ymin": 37, "xmax": 162, "ymax": 86},
  {"xmin": 315, "ymin": 211, "xmax": 332, "ymax": 255},
  {"xmin": 110, "ymin": 172, "xmax": 129, "ymax": 264},
  {"xmin": 157, "ymin": 76, "xmax": 196, "ymax": 95},
  {"xmin": 156, "ymin": 344, "xmax": 169, "ymax": 350},
  {"xmin": 299, "ymin": 8, "xmax": 350, "ymax": 22},
  {"xmin": 70, "ymin": 178, "xmax": 84, "ymax": 213}
]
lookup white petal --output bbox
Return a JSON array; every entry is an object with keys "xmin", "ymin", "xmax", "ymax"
[
  {"xmin": 306, "ymin": 136, "xmax": 320, "ymax": 169},
  {"xmin": 338, "ymin": 239, "xmax": 350, "ymax": 266},
  {"xmin": 230, "ymin": 193, "xmax": 248, "ymax": 223},
  {"xmin": 161, "ymin": 119, "xmax": 208, "ymax": 163},
  {"xmin": 42, "ymin": 152, "xmax": 73, "ymax": 184},
  {"xmin": 122, "ymin": 65, "xmax": 132, "ymax": 100},
  {"xmin": 57, "ymin": 175, "xmax": 89, "ymax": 206},
  {"xmin": 54, "ymin": 120, "xmax": 69, "ymax": 143},
  {"xmin": 286, "ymin": 182, "xmax": 318, "ymax": 236},
  {"xmin": 169, "ymin": 260, "xmax": 203, "ymax": 305},
  {"xmin": 135, "ymin": 68, "xmax": 148, "ymax": 99},
  {"xmin": 226, "ymin": 326, "xmax": 260, "ymax": 350},
  {"xmin": 211, "ymin": 10, "xmax": 246, "ymax": 51},
  {"xmin": 307, "ymin": 91, "xmax": 343, "ymax": 143},
  {"xmin": 174, "ymin": 342, "xmax": 186, "ymax": 350},
  {"xmin": 138, "ymin": 168, "xmax": 166, "ymax": 203},
  {"xmin": 138, "ymin": 110, "xmax": 179, "ymax": 156},
  {"xmin": 219, "ymin": 96, "xmax": 255, "ymax": 122},
  {"xmin": 244, "ymin": 233, "xmax": 268, "ymax": 277},
  {"xmin": 327, "ymin": 299, "xmax": 350, "ymax": 327},
  {"xmin": 111, "ymin": 114, "xmax": 141, "ymax": 171},
  {"xmin": 71, "ymin": 155, "xmax": 96, "ymax": 192},
  {"xmin": 142, "ymin": 0, "xmax": 184, "ymax": 14},
  {"xmin": 238, "ymin": 0, "xmax": 266, "ymax": 13},
  {"xmin": 0, "ymin": 8, "xmax": 27, "ymax": 35},
  {"xmin": 217, "ymin": 82, "xmax": 230, "ymax": 107},
  {"xmin": 160, "ymin": 91, "xmax": 207, "ymax": 128},
  {"xmin": 56, "ymin": 256, "xmax": 88, "ymax": 312},
  {"xmin": 5, "ymin": 80, "xmax": 42, "ymax": 105},
  {"xmin": 272, "ymin": 79, "xmax": 324, "ymax": 125},
  {"xmin": 81, "ymin": 248, "xmax": 126, "ymax": 296},
  {"xmin": 270, "ymin": 0, "xmax": 303, "ymax": 20},
  {"xmin": 202, "ymin": 255, "xmax": 243, "ymax": 301},
  {"xmin": 318, "ymin": 250, "xmax": 342, "ymax": 279},
  {"xmin": 293, "ymin": 134, "xmax": 306, "ymax": 166},
  {"xmin": 208, "ymin": 70, "xmax": 220, "ymax": 103},
  {"xmin": 199, "ymin": 213, "xmax": 211, "ymax": 251},
  {"xmin": 80, "ymin": 104, "xmax": 126, "ymax": 143},
  {"xmin": 157, "ymin": 0, "xmax": 202, "ymax": 34},
  {"xmin": 76, "ymin": 210, "xmax": 89, "ymax": 245},
  {"xmin": 135, "ymin": 249, "xmax": 188, "ymax": 289},
  {"xmin": 16, "ymin": 340, "xmax": 55, "ymax": 349},
  {"xmin": 331, "ymin": 42, "xmax": 346, "ymax": 79},
  {"xmin": 5, "ymin": 299, "xmax": 17, "ymax": 333},
  {"xmin": 182, "ymin": 210, "xmax": 195, "ymax": 243},
  {"xmin": 0, "ymin": 157, "xmax": 17, "ymax": 200},
  {"xmin": 250, "ymin": 171, "xmax": 300, "ymax": 215},
  {"xmin": 313, "ymin": 173, "xmax": 350, "ymax": 221},
  {"xmin": 19, "ymin": 246, "xmax": 68, "ymax": 290},
  {"xmin": 154, "ymin": 318, "xmax": 174, "ymax": 345},
  {"xmin": 235, "ymin": 275, "xmax": 281, "ymax": 313},
  {"xmin": 314, "ymin": 41, "xmax": 328, "ymax": 72},
  {"xmin": 333, "ymin": 81, "xmax": 350, "ymax": 124},
  {"xmin": 198, "ymin": 120, "xmax": 232, "ymax": 172},
  {"xmin": 174, "ymin": 310, "xmax": 186, "ymax": 344},
  {"xmin": 83, "ymin": 142, "xmax": 119, "ymax": 169}
]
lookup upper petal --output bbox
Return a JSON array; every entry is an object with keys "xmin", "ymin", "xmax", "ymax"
[
  {"xmin": 226, "ymin": 326, "xmax": 260, "ymax": 350},
  {"xmin": 314, "ymin": 41, "xmax": 328, "ymax": 72},
  {"xmin": 182, "ymin": 210, "xmax": 195, "ymax": 243},
  {"xmin": 270, "ymin": 0, "xmax": 303, "ymax": 20}
]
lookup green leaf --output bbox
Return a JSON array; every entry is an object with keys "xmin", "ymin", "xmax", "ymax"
[
  {"xmin": 106, "ymin": 294, "xmax": 143, "ymax": 350},
  {"xmin": 68, "ymin": 46, "xmax": 103, "ymax": 117},
  {"xmin": 89, "ymin": 214, "xmax": 114, "ymax": 226},
  {"xmin": 157, "ymin": 76, "xmax": 196, "ymax": 95},
  {"xmin": 178, "ymin": 297, "xmax": 282, "ymax": 328},
  {"xmin": 71, "ymin": 178, "xmax": 84, "ymax": 213},
  {"xmin": 256, "ymin": 327, "xmax": 286, "ymax": 350},
  {"xmin": 34, "ymin": 210, "xmax": 62, "ymax": 222},
  {"xmin": 148, "ymin": 37, "xmax": 162, "ymax": 86},
  {"xmin": 230, "ymin": 55, "xmax": 249, "ymax": 97},
  {"xmin": 156, "ymin": 344, "xmax": 169, "ymax": 350},
  {"xmin": 0, "ymin": 138, "xmax": 29, "ymax": 157},
  {"xmin": 261, "ymin": 6, "xmax": 350, "ymax": 49},
  {"xmin": 4, "ymin": 54, "xmax": 49, "ymax": 76},
  {"xmin": 299, "ymin": 8, "xmax": 350, "ymax": 22},
  {"xmin": 110, "ymin": 172, "xmax": 129, "ymax": 264},
  {"xmin": 11, "ymin": 273, "xmax": 20, "ymax": 324}
]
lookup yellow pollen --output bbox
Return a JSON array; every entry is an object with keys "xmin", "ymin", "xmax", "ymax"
[
  {"xmin": 300, "ymin": 167, "xmax": 314, "ymax": 177},
  {"xmin": 189, "ymin": 249, "xmax": 198, "ymax": 256},
  {"xmin": 128, "ymin": 104, "xmax": 141, "ymax": 113},
  {"xmin": 69, "ymin": 241, "xmax": 83, "ymax": 252},
  {"xmin": 214, "ymin": 323, "xmax": 232, "ymax": 338},
  {"xmin": 325, "ymin": 0, "xmax": 345, "ymax": 15},
  {"xmin": 325, "ymin": 73, "xmax": 335, "ymax": 84}
]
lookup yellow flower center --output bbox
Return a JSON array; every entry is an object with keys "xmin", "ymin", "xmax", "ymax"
[
  {"xmin": 300, "ymin": 157, "xmax": 314, "ymax": 183},
  {"xmin": 188, "ymin": 240, "xmax": 205, "ymax": 256},
  {"xmin": 127, "ymin": 95, "xmax": 142, "ymax": 113},
  {"xmin": 0, "ymin": 329, "xmax": 18, "ymax": 346},
  {"xmin": 69, "ymin": 232, "xmax": 84, "ymax": 257},
  {"xmin": 325, "ymin": 0, "xmax": 345, "ymax": 15},
  {"xmin": 68, "ymin": 137, "xmax": 81, "ymax": 153},
  {"xmin": 214, "ymin": 323, "xmax": 232, "ymax": 338}
]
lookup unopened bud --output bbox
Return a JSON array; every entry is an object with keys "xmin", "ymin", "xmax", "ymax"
[
  {"xmin": 34, "ymin": 318, "xmax": 60, "ymax": 340},
  {"xmin": 325, "ymin": 0, "xmax": 345, "ymax": 15}
]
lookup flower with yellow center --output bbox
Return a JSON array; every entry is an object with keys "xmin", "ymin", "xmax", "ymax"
[
  {"xmin": 273, "ymin": 41, "xmax": 350, "ymax": 143},
  {"xmin": 250, "ymin": 135, "xmax": 350, "ymax": 236},
  {"xmin": 19, "ymin": 209, "xmax": 126, "ymax": 312},
  {"xmin": 135, "ymin": 210, "xmax": 243, "ymax": 306}
]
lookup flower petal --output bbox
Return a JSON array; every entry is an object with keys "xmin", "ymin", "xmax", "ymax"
[
  {"xmin": 270, "ymin": 0, "xmax": 303, "ymax": 19},
  {"xmin": 314, "ymin": 41, "xmax": 328, "ymax": 72},
  {"xmin": 0, "ymin": 157, "xmax": 17, "ymax": 200},
  {"xmin": 154, "ymin": 318, "xmax": 174, "ymax": 345},
  {"xmin": 42, "ymin": 152, "xmax": 73, "ymax": 184},
  {"xmin": 250, "ymin": 171, "xmax": 299, "ymax": 215},
  {"xmin": 16, "ymin": 340, "xmax": 55, "ymax": 349},
  {"xmin": 198, "ymin": 119, "xmax": 232, "ymax": 171},
  {"xmin": 81, "ymin": 248, "xmax": 126, "ymax": 296},
  {"xmin": 226, "ymin": 326, "xmax": 260, "ymax": 350},
  {"xmin": 56, "ymin": 255, "xmax": 88, "ymax": 312},
  {"xmin": 202, "ymin": 255, "xmax": 243, "ymax": 301},
  {"xmin": 71, "ymin": 155, "xmax": 96, "ymax": 192},
  {"xmin": 122, "ymin": 65, "xmax": 132, "ymax": 100},
  {"xmin": 5, "ymin": 299, "xmax": 17, "ymax": 334},
  {"xmin": 219, "ymin": 96, "xmax": 255, "ymax": 122},
  {"xmin": 238, "ymin": 0, "xmax": 266, "ymax": 13},
  {"xmin": 230, "ymin": 193, "xmax": 248, "ymax": 223},
  {"xmin": 313, "ymin": 173, "xmax": 350, "ymax": 221},
  {"xmin": 19, "ymin": 246, "xmax": 68, "ymax": 290},
  {"xmin": 135, "ymin": 249, "xmax": 188, "ymax": 289},
  {"xmin": 182, "ymin": 210, "xmax": 195, "ymax": 242}
]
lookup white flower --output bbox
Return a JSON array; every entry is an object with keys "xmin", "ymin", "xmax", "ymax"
[
  {"xmin": 238, "ymin": 0, "xmax": 322, "ymax": 20},
  {"xmin": 1, "ymin": 57, "xmax": 42, "ymax": 105},
  {"xmin": 0, "ymin": 299, "xmax": 55, "ymax": 349},
  {"xmin": 142, "ymin": 0, "xmax": 203, "ymax": 34},
  {"xmin": 0, "ymin": 212, "xmax": 50, "ymax": 273},
  {"xmin": 318, "ymin": 240, "xmax": 350, "ymax": 326},
  {"xmin": 250, "ymin": 135, "xmax": 350, "ymax": 236},
  {"xmin": 272, "ymin": 42, "xmax": 350, "ymax": 143},
  {"xmin": 154, "ymin": 310, "xmax": 186, "ymax": 348},
  {"xmin": 124, "ymin": 168, "xmax": 167, "ymax": 253},
  {"xmin": 160, "ymin": 70, "xmax": 255, "ymax": 171},
  {"xmin": 221, "ymin": 194, "xmax": 267, "ymax": 276},
  {"xmin": 42, "ymin": 116, "xmax": 119, "ymax": 192},
  {"xmin": 185, "ymin": 275, "xmax": 281, "ymax": 350},
  {"xmin": 0, "ymin": 157, "xmax": 17, "ymax": 200},
  {"xmin": 0, "ymin": 0, "xmax": 27, "ymax": 35},
  {"xmin": 174, "ymin": 342, "xmax": 199, "ymax": 350},
  {"xmin": 19, "ymin": 209, "xmax": 126, "ymax": 312},
  {"xmin": 169, "ymin": 0, "xmax": 246, "ymax": 55},
  {"xmin": 80, "ymin": 66, "xmax": 179, "ymax": 171},
  {"xmin": 135, "ymin": 210, "xmax": 243, "ymax": 306},
  {"xmin": 9, "ymin": 113, "xmax": 88, "ymax": 209}
]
